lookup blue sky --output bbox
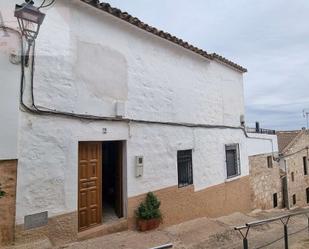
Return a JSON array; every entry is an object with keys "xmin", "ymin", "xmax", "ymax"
[{"xmin": 107, "ymin": 0, "xmax": 309, "ymax": 130}]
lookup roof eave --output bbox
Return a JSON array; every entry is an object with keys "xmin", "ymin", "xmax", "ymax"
[{"xmin": 80, "ymin": 0, "xmax": 247, "ymax": 73}]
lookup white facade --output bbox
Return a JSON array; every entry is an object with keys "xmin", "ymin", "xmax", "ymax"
[
  {"xmin": 246, "ymin": 133, "xmax": 279, "ymax": 156},
  {"xmin": 0, "ymin": 28, "xmax": 20, "ymax": 159},
  {"xmin": 0, "ymin": 0, "xmax": 249, "ymax": 224}
]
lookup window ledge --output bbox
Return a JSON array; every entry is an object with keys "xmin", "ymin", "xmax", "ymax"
[{"xmin": 225, "ymin": 175, "xmax": 242, "ymax": 183}]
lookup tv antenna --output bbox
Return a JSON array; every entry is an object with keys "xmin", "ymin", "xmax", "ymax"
[{"xmin": 303, "ymin": 109, "xmax": 309, "ymax": 129}]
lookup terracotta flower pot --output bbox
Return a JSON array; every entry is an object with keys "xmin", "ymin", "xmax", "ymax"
[{"xmin": 137, "ymin": 218, "xmax": 161, "ymax": 231}]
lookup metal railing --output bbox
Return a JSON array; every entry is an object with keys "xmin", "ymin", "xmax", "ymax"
[
  {"xmin": 149, "ymin": 243, "xmax": 173, "ymax": 249},
  {"xmin": 234, "ymin": 210, "xmax": 309, "ymax": 249},
  {"xmin": 246, "ymin": 127, "xmax": 276, "ymax": 135}
]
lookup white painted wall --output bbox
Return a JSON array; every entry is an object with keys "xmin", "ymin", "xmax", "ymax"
[
  {"xmin": 246, "ymin": 133, "xmax": 278, "ymax": 156},
  {"xmin": 0, "ymin": 0, "xmax": 248, "ymax": 224},
  {"xmin": 0, "ymin": 28, "xmax": 20, "ymax": 159},
  {"xmin": 128, "ymin": 124, "xmax": 249, "ymax": 196},
  {"xmin": 19, "ymin": 0, "xmax": 245, "ymax": 126}
]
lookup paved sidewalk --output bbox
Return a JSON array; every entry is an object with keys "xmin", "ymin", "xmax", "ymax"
[
  {"xmin": 292, "ymin": 239, "xmax": 309, "ymax": 249},
  {"xmin": 4, "ymin": 208, "xmax": 309, "ymax": 249}
]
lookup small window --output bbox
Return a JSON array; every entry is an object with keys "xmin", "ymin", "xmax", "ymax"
[
  {"xmin": 291, "ymin": 172, "xmax": 295, "ymax": 182},
  {"xmin": 273, "ymin": 193, "xmax": 278, "ymax": 208},
  {"xmin": 306, "ymin": 188, "xmax": 309, "ymax": 204},
  {"xmin": 303, "ymin": 157, "xmax": 308, "ymax": 175},
  {"xmin": 177, "ymin": 150, "xmax": 193, "ymax": 188},
  {"xmin": 267, "ymin": 156, "xmax": 273, "ymax": 168},
  {"xmin": 225, "ymin": 144, "xmax": 241, "ymax": 178},
  {"xmin": 292, "ymin": 194, "xmax": 296, "ymax": 205}
]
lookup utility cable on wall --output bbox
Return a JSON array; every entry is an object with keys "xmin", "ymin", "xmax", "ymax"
[
  {"xmin": 280, "ymin": 146, "xmax": 309, "ymax": 159},
  {"xmin": 245, "ymin": 132, "xmax": 277, "ymax": 159},
  {"xmin": 38, "ymin": 0, "xmax": 56, "ymax": 9},
  {"xmin": 2, "ymin": 25, "xmax": 250, "ymax": 136}
]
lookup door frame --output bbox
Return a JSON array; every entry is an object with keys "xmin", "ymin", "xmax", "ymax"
[
  {"xmin": 121, "ymin": 140, "xmax": 128, "ymax": 219},
  {"xmin": 77, "ymin": 140, "xmax": 127, "ymax": 232}
]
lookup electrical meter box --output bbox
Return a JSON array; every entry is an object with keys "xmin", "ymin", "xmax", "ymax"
[{"xmin": 135, "ymin": 156, "xmax": 143, "ymax": 177}]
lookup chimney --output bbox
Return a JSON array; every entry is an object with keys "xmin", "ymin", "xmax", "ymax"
[{"xmin": 255, "ymin": 122, "xmax": 260, "ymax": 133}]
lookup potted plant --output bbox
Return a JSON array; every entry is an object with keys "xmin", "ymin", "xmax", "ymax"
[{"xmin": 136, "ymin": 192, "xmax": 162, "ymax": 231}]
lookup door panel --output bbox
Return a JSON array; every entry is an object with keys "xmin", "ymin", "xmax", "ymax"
[
  {"xmin": 79, "ymin": 210, "xmax": 88, "ymax": 230},
  {"xmin": 80, "ymin": 191, "xmax": 87, "ymax": 208},
  {"xmin": 114, "ymin": 142, "xmax": 123, "ymax": 218},
  {"xmin": 78, "ymin": 142, "xmax": 102, "ymax": 231}
]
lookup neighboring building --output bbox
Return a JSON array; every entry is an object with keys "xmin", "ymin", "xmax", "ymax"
[
  {"xmin": 246, "ymin": 125, "xmax": 283, "ymax": 210},
  {"xmin": 277, "ymin": 129, "xmax": 309, "ymax": 209},
  {"xmin": 0, "ymin": 0, "xmax": 263, "ymax": 245},
  {"xmin": 248, "ymin": 127, "xmax": 309, "ymax": 212}
]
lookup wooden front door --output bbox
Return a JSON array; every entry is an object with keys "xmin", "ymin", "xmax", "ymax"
[{"xmin": 78, "ymin": 142, "xmax": 102, "ymax": 231}]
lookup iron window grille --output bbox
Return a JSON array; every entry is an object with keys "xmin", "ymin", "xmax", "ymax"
[
  {"xmin": 225, "ymin": 144, "xmax": 241, "ymax": 179},
  {"xmin": 177, "ymin": 150, "xmax": 193, "ymax": 188}
]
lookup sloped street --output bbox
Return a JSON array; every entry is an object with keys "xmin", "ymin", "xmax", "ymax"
[{"xmin": 4, "ymin": 208, "xmax": 309, "ymax": 249}]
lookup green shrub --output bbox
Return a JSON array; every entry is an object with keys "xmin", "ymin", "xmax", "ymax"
[
  {"xmin": 0, "ymin": 183, "xmax": 5, "ymax": 199},
  {"xmin": 136, "ymin": 192, "xmax": 161, "ymax": 220}
]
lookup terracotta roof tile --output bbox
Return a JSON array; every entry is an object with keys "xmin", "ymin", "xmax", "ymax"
[
  {"xmin": 276, "ymin": 130, "xmax": 301, "ymax": 152},
  {"xmin": 81, "ymin": 0, "xmax": 247, "ymax": 73}
]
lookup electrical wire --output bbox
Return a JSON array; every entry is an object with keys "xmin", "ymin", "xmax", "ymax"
[
  {"xmin": 38, "ymin": 0, "xmax": 56, "ymax": 9},
  {"xmin": 1, "ymin": 25, "xmax": 249, "ymax": 135},
  {"xmin": 39, "ymin": 0, "xmax": 47, "ymax": 8},
  {"xmin": 245, "ymin": 132, "xmax": 277, "ymax": 159},
  {"xmin": 281, "ymin": 146, "xmax": 309, "ymax": 159}
]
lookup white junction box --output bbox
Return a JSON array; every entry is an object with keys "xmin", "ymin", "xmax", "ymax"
[
  {"xmin": 116, "ymin": 101, "xmax": 125, "ymax": 118},
  {"xmin": 135, "ymin": 155, "xmax": 144, "ymax": 177}
]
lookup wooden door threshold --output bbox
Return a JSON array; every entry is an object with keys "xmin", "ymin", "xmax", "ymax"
[{"xmin": 77, "ymin": 218, "xmax": 128, "ymax": 241}]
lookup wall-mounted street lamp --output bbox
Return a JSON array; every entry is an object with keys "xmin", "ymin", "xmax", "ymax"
[
  {"xmin": 14, "ymin": 1, "xmax": 45, "ymax": 44},
  {"xmin": 14, "ymin": 0, "xmax": 46, "ymax": 66}
]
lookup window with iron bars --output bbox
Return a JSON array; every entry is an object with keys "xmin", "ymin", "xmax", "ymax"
[{"xmin": 177, "ymin": 150, "xmax": 193, "ymax": 188}]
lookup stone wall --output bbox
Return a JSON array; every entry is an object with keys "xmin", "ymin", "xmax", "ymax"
[
  {"xmin": 283, "ymin": 131, "xmax": 309, "ymax": 208},
  {"xmin": 0, "ymin": 160, "xmax": 17, "ymax": 246},
  {"xmin": 249, "ymin": 154, "xmax": 283, "ymax": 210}
]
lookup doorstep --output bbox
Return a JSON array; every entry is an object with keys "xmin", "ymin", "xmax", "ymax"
[{"xmin": 77, "ymin": 218, "xmax": 128, "ymax": 241}]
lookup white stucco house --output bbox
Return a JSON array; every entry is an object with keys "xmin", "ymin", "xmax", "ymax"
[{"xmin": 0, "ymin": 0, "xmax": 277, "ymax": 244}]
